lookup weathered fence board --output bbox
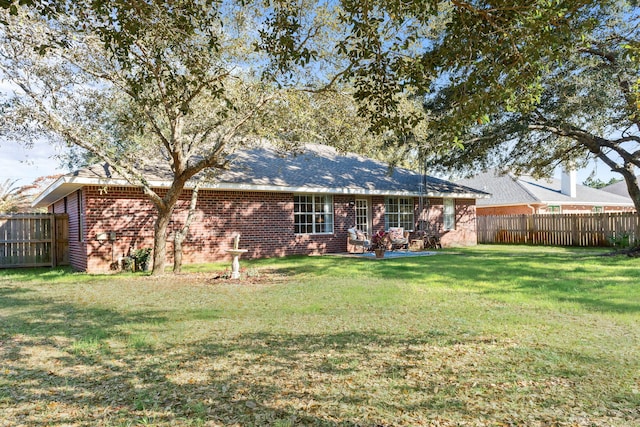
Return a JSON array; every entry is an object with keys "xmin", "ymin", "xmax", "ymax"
[
  {"xmin": 478, "ymin": 212, "xmax": 640, "ymax": 247},
  {"xmin": 0, "ymin": 213, "xmax": 69, "ymax": 268}
]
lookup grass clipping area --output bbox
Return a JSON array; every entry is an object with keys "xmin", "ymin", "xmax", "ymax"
[{"xmin": 0, "ymin": 245, "xmax": 639, "ymax": 426}]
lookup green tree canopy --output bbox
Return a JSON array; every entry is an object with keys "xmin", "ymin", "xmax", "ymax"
[
  {"xmin": 0, "ymin": 0, "xmax": 384, "ymax": 273},
  {"xmin": 420, "ymin": 1, "xmax": 640, "ymax": 210},
  {"xmin": 258, "ymin": 0, "xmax": 640, "ymax": 209},
  {"xmin": 583, "ymin": 176, "xmax": 623, "ymax": 189}
]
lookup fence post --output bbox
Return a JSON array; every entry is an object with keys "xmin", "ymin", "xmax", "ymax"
[
  {"xmin": 571, "ymin": 215, "xmax": 579, "ymax": 246},
  {"xmin": 51, "ymin": 214, "xmax": 56, "ymax": 268}
]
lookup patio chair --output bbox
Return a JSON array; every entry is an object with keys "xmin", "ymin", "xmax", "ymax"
[
  {"xmin": 388, "ymin": 227, "xmax": 409, "ymax": 252},
  {"xmin": 347, "ymin": 227, "xmax": 370, "ymax": 253}
]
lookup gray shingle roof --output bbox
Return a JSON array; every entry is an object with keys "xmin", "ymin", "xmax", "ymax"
[
  {"xmin": 457, "ymin": 169, "xmax": 635, "ymax": 206},
  {"xmin": 35, "ymin": 144, "xmax": 488, "ymax": 207},
  {"xmin": 602, "ymin": 177, "xmax": 638, "ymax": 198}
]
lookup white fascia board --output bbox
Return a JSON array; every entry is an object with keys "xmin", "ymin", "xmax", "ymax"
[
  {"xmin": 478, "ymin": 202, "xmax": 543, "ymax": 207},
  {"xmin": 32, "ymin": 175, "xmax": 81, "ymax": 208},
  {"xmin": 480, "ymin": 200, "xmax": 634, "ymax": 208},
  {"xmin": 539, "ymin": 200, "xmax": 635, "ymax": 207},
  {"xmin": 33, "ymin": 175, "xmax": 489, "ymax": 207}
]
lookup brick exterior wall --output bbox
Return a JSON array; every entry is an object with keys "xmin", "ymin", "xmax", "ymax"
[
  {"xmin": 49, "ymin": 187, "xmax": 478, "ymax": 272},
  {"xmin": 426, "ymin": 198, "xmax": 478, "ymax": 247},
  {"xmin": 50, "ymin": 190, "xmax": 87, "ymax": 271},
  {"xmin": 477, "ymin": 205, "xmax": 540, "ymax": 216},
  {"xmin": 350, "ymin": 196, "xmax": 478, "ymax": 250},
  {"xmin": 74, "ymin": 186, "xmax": 360, "ymax": 272}
]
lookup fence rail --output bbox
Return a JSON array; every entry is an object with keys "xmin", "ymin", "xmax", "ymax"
[
  {"xmin": 477, "ymin": 212, "xmax": 640, "ymax": 247},
  {"xmin": 0, "ymin": 213, "xmax": 69, "ymax": 268}
]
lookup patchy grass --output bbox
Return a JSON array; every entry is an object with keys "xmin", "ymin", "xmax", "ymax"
[{"xmin": 0, "ymin": 245, "xmax": 639, "ymax": 426}]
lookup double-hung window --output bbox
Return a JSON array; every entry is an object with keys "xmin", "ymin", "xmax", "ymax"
[
  {"xmin": 294, "ymin": 195, "xmax": 334, "ymax": 234},
  {"xmin": 384, "ymin": 197, "xmax": 414, "ymax": 230},
  {"xmin": 443, "ymin": 198, "xmax": 455, "ymax": 230}
]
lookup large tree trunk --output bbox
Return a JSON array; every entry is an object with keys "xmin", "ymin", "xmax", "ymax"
[
  {"xmin": 148, "ymin": 175, "xmax": 192, "ymax": 275},
  {"xmin": 173, "ymin": 234, "xmax": 184, "ymax": 274},
  {"xmin": 619, "ymin": 166, "xmax": 640, "ymax": 213},
  {"xmin": 152, "ymin": 207, "xmax": 172, "ymax": 275},
  {"xmin": 173, "ymin": 184, "xmax": 200, "ymax": 274}
]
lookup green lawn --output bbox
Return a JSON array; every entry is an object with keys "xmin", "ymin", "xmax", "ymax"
[{"xmin": 0, "ymin": 245, "xmax": 639, "ymax": 426}]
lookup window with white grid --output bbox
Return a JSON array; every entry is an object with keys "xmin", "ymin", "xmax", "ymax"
[
  {"xmin": 294, "ymin": 195, "xmax": 334, "ymax": 234},
  {"xmin": 384, "ymin": 197, "xmax": 414, "ymax": 231}
]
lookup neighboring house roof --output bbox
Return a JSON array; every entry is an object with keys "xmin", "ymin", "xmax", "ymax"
[
  {"xmin": 601, "ymin": 177, "xmax": 638, "ymax": 198},
  {"xmin": 456, "ymin": 170, "xmax": 635, "ymax": 207},
  {"xmin": 34, "ymin": 144, "xmax": 489, "ymax": 208}
]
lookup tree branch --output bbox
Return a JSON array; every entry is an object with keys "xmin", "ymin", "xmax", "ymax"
[
  {"xmin": 578, "ymin": 47, "xmax": 617, "ymax": 64},
  {"xmin": 528, "ymin": 122, "xmax": 640, "ymax": 169}
]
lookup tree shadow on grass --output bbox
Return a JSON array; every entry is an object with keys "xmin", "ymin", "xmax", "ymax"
[
  {"xmin": 0, "ymin": 266, "xmax": 74, "ymax": 282},
  {"xmin": 353, "ymin": 251, "xmax": 640, "ymax": 314},
  {"xmin": 2, "ymin": 303, "xmax": 637, "ymax": 427},
  {"xmin": 0, "ymin": 285, "xmax": 170, "ymax": 344},
  {"xmin": 1, "ymin": 257, "xmax": 639, "ymax": 425}
]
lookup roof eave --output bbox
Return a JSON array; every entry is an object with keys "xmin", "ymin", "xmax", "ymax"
[
  {"xmin": 33, "ymin": 176, "xmax": 489, "ymax": 207},
  {"xmin": 32, "ymin": 175, "xmax": 85, "ymax": 208}
]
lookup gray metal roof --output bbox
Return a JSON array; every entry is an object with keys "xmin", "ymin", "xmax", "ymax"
[
  {"xmin": 34, "ymin": 144, "xmax": 488, "ymax": 207},
  {"xmin": 457, "ymin": 169, "xmax": 635, "ymax": 207}
]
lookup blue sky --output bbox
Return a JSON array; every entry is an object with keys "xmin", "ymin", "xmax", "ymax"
[{"xmin": 0, "ymin": 139, "xmax": 68, "ymax": 185}]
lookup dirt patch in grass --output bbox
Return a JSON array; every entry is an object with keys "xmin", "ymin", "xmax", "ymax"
[{"xmin": 140, "ymin": 268, "xmax": 292, "ymax": 287}]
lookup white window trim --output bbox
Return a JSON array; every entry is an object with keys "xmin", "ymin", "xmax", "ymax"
[
  {"xmin": 293, "ymin": 194, "xmax": 334, "ymax": 235},
  {"xmin": 443, "ymin": 198, "xmax": 455, "ymax": 231},
  {"xmin": 384, "ymin": 197, "xmax": 415, "ymax": 231},
  {"xmin": 547, "ymin": 205, "xmax": 562, "ymax": 214},
  {"xmin": 355, "ymin": 198, "xmax": 370, "ymax": 235}
]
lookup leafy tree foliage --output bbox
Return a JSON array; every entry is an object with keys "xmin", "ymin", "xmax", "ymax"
[
  {"xmin": 1, "ymin": 2, "xmax": 271, "ymax": 274},
  {"xmin": 0, "ymin": 179, "xmax": 32, "ymax": 213},
  {"xmin": 259, "ymin": 1, "xmax": 610, "ymax": 129},
  {"xmin": 421, "ymin": 1, "xmax": 640, "ymax": 210},
  {"xmin": 583, "ymin": 176, "xmax": 623, "ymax": 189},
  {"xmin": 258, "ymin": 0, "xmax": 640, "ymax": 210},
  {"xmin": 0, "ymin": 1, "xmax": 381, "ymax": 273}
]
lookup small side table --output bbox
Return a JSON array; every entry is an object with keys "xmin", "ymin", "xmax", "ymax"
[{"xmin": 409, "ymin": 239, "xmax": 424, "ymax": 251}]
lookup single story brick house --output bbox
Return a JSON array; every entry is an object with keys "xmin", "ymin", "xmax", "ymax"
[
  {"xmin": 457, "ymin": 169, "xmax": 636, "ymax": 216},
  {"xmin": 34, "ymin": 144, "xmax": 488, "ymax": 272}
]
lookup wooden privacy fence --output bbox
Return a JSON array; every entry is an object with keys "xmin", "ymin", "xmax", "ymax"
[
  {"xmin": 477, "ymin": 212, "xmax": 640, "ymax": 247},
  {"xmin": 0, "ymin": 213, "xmax": 69, "ymax": 268}
]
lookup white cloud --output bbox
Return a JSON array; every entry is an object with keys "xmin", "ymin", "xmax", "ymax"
[{"xmin": 0, "ymin": 139, "xmax": 67, "ymax": 185}]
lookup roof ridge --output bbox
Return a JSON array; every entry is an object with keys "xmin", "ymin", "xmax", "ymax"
[{"xmin": 513, "ymin": 175, "xmax": 545, "ymax": 203}]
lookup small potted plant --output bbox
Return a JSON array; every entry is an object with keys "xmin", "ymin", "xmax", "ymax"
[{"xmin": 371, "ymin": 230, "xmax": 388, "ymax": 258}]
